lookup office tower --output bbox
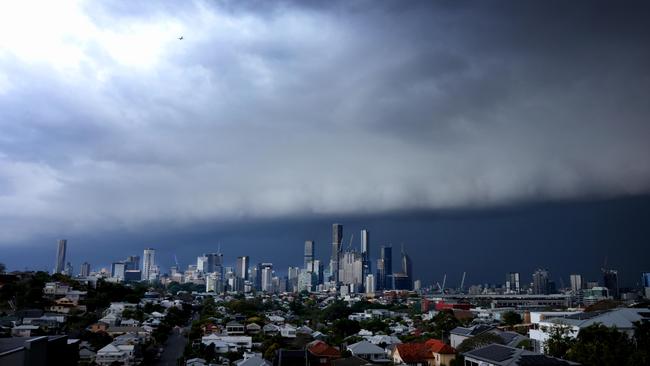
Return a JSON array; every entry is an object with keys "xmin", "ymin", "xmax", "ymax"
[
  {"xmin": 570, "ymin": 274, "xmax": 583, "ymax": 292},
  {"xmin": 54, "ymin": 239, "xmax": 67, "ymax": 274},
  {"xmin": 261, "ymin": 263, "xmax": 273, "ymax": 292},
  {"xmin": 365, "ymin": 274, "xmax": 375, "ymax": 294},
  {"xmin": 603, "ymin": 269, "xmax": 619, "ymax": 299},
  {"xmin": 206, "ymin": 272, "xmax": 221, "ymax": 293},
  {"xmin": 307, "ymin": 259, "xmax": 324, "ymax": 284},
  {"xmin": 532, "ymin": 268, "xmax": 550, "ymax": 295},
  {"xmin": 111, "ymin": 262, "xmax": 126, "ymax": 281},
  {"xmin": 80, "ymin": 262, "xmax": 91, "ymax": 277},
  {"xmin": 142, "ymin": 248, "xmax": 155, "ymax": 281},
  {"xmin": 252, "ymin": 264, "xmax": 261, "ymax": 291},
  {"xmin": 124, "ymin": 256, "xmax": 140, "ymax": 270},
  {"xmin": 377, "ymin": 245, "xmax": 393, "ymax": 290},
  {"xmin": 288, "ymin": 266, "xmax": 301, "ymax": 292},
  {"xmin": 393, "ymin": 245, "xmax": 412, "ymax": 290},
  {"xmin": 643, "ymin": 272, "xmax": 650, "ymax": 288},
  {"xmin": 304, "ymin": 241, "xmax": 315, "ymax": 271},
  {"xmin": 376, "ymin": 258, "xmax": 385, "ymax": 290},
  {"xmin": 196, "ymin": 255, "xmax": 208, "ymax": 272},
  {"xmin": 506, "ymin": 272, "xmax": 520, "ymax": 293},
  {"xmin": 340, "ymin": 251, "xmax": 364, "ymax": 288},
  {"xmin": 414, "ymin": 279, "xmax": 422, "ymax": 291},
  {"xmin": 330, "ymin": 224, "xmax": 343, "ymax": 283},
  {"xmin": 361, "ymin": 230, "xmax": 371, "ymax": 281},
  {"xmin": 236, "ymin": 256, "xmax": 250, "ymax": 280},
  {"xmin": 64, "ymin": 262, "xmax": 73, "ymax": 277},
  {"xmin": 298, "ymin": 271, "xmax": 316, "ymax": 292}
]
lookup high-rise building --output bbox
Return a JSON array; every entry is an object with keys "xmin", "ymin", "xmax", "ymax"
[
  {"xmin": 414, "ymin": 279, "xmax": 422, "ymax": 291},
  {"xmin": 642, "ymin": 272, "xmax": 650, "ymax": 288},
  {"xmin": 377, "ymin": 245, "xmax": 393, "ymax": 290},
  {"xmin": 261, "ymin": 263, "xmax": 273, "ymax": 292},
  {"xmin": 252, "ymin": 263, "xmax": 261, "ymax": 291},
  {"xmin": 361, "ymin": 230, "xmax": 371, "ymax": 281},
  {"xmin": 304, "ymin": 241, "xmax": 314, "ymax": 271},
  {"xmin": 393, "ymin": 245, "xmax": 412, "ymax": 290},
  {"xmin": 142, "ymin": 248, "xmax": 155, "ymax": 281},
  {"xmin": 197, "ymin": 255, "xmax": 208, "ymax": 273},
  {"xmin": 112, "ymin": 262, "xmax": 126, "ymax": 281},
  {"xmin": 124, "ymin": 256, "xmax": 140, "ymax": 271},
  {"xmin": 570, "ymin": 274, "xmax": 583, "ymax": 292},
  {"xmin": 54, "ymin": 239, "xmax": 67, "ymax": 274},
  {"xmin": 365, "ymin": 274, "xmax": 375, "ymax": 295},
  {"xmin": 339, "ymin": 251, "xmax": 363, "ymax": 288},
  {"xmin": 306, "ymin": 259, "xmax": 324, "ymax": 284},
  {"xmin": 532, "ymin": 268, "xmax": 550, "ymax": 295},
  {"xmin": 80, "ymin": 262, "xmax": 91, "ymax": 277},
  {"xmin": 236, "ymin": 256, "xmax": 249, "ymax": 280},
  {"xmin": 506, "ymin": 272, "xmax": 520, "ymax": 293},
  {"xmin": 331, "ymin": 224, "xmax": 343, "ymax": 283},
  {"xmin": 64, "ymin": 262, "xmax": 73, "ymax": 277},
  {"xmin": 603, "ymin": 269, "xmax": 619, "ymax": 299},
  {"xmin": 288, "ymin": 266, "xmax": 301, "ymax": 292}
]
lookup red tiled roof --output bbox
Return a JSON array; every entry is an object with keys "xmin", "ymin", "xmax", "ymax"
[
  {"xmin": 395, "ymin": 343, "xmax": 433, "ymax": 363},
  {"xmin": 307, "ymin": 340, "xmax": 341, "ymax": 358},
  {"xmin": 425, "ymin": 339, "xmax": 456, "ymax": 355}
]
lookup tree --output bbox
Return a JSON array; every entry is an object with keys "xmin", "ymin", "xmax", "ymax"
[
  {"xmin": 330, "ymin": 319, "xmax": 361, "ymax": 344},
  {"xmin": 566, "ymin": 324, "xmax": 633, "ymax": 366},
  {"xmin": 628, "ymin": 321, "xmax": 650, "ymax": 366},
  {"xmin": 502, "ymin": 311, "xmax": 522, "ymax": 327},
  {"xmin": 545, "ymin": 326, "xmax": 575, "ymax": 359}
]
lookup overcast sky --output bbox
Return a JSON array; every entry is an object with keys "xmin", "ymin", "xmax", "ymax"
[{"xmin": 1, "ymin": 1, "xmax": 649, "ymax": 268}]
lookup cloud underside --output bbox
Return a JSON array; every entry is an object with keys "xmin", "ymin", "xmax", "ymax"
[{"xmin": 0, "ymin": 1, "xmax": 649, "ymax": 243}]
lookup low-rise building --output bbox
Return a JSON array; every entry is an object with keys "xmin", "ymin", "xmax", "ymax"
[{"xmin": 347, "ymin": 340, "xmax": 390, "ymax": 363}]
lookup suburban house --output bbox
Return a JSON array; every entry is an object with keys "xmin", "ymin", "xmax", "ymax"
[{"xmin": 347, "ymin": 340, "xmax": 390, "ymax": 363}]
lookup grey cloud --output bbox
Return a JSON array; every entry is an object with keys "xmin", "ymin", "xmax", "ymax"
[{"xmin": 0, "ymin": 1, "xmax": 649, "ymax": 245}]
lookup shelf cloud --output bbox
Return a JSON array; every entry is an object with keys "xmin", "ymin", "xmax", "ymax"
[{"xmin": 1, "ymin": 1, "xmax": 649, "ymax": 244}]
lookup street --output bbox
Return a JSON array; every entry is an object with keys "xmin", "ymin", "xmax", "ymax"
[{"xmin": 155, "ymin": 327, "xmax": 187, "ymax": 366}]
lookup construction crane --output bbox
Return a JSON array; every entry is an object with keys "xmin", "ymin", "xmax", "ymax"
[
  {"xmin": 348, "ymin": 234, "xmax": 354, "ymax": 250},
  {"xmin": 459, "ymin": 271, "xmax": 466, "ymax": 293},
  {"xmin": 441, "ymin": 274, "xmax": 447, "ymax": 292}
]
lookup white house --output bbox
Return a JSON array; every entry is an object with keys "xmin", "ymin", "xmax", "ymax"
[
  {"xmin": 347, "ymin": 340, "xmax": 390, "ymax": 363},
  {"xmin": 95, "ymin": 343, "xmax": 136, "ymax": 366},
  {"xmin": 529, "ymin": 308, "xmax": 650, "ymax": 354}
]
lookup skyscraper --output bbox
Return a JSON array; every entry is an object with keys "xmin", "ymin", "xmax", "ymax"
[
  {"xmin": 80, "ymin": 262, "xmax": 91, "ymax": 277},
  {"xmin": 361, "ymin": 230, "xmax": 371, "ymax": 281},
  {"xmin": 261, "ymin": 263, "xmax": 273, "ymax": 292},
  {"xmin": 142, "ymin": 248, "xmax": 155, "ymax": 281},
  {"xmin": 393, "ymin": 245, "xmax": 412, "ymax": 290},
  {"xmin": 331, "ymin": 224, "xmax": 343, "ymax": 283},
  {"xmin": 236, "ymin": 256, "xmax": 249, "ymax": 280},
  {"xmin": 339, "ymin": 251, "xmax": 363, "ymax": 288},
  {"xmin": 125, "ymin": 256, "xmax": 140, "ymax": 271},
  {"xmin": 377, "ymin": 245, "xmax": 393, "ymax": 290},
  {"xmin": 365, "ymin": 274, "xmax": 375, "ymax": 295},
  {"xmin": 304, "ymin": 241, "xmax": 314, "ymax": 271},
  {"xmin": 570, "ymin": 274, "xmax": 583, "ymax": 292},
  {"xmin": 54, "ymin": 239, "xmax": 67, "ymax": 274},
  {"xmin": 532, "ymin": 268, "xmax": 550, "ymax": 295},
  {"xmin": 506, "ymin": 272, "xmax": 520, "ymax": 293},
  {"xmin": 112, "ymin": 262, "xmax": 126, "ymax": 281},
  {"xmin": 643, "ymin": 272, "xmax": 650, "ymax": 288},
  {"xmin": 602, "ymin": 269, "xmax": 619, "ymax": 299}
]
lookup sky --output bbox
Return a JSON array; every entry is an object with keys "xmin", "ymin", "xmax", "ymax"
[{"xmin": 1, "ymin": 1, "xmax": 649, "ymax": 285}]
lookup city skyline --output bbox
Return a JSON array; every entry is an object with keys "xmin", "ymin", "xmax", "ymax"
[{"xmin": 9, "ymin": 196, "xmax": 647, "ymax": 292}]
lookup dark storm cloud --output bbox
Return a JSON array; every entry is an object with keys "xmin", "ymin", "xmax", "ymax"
[{"xmin": 0, "ymin": 1, "xmax": 649, "ymax": 244}]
